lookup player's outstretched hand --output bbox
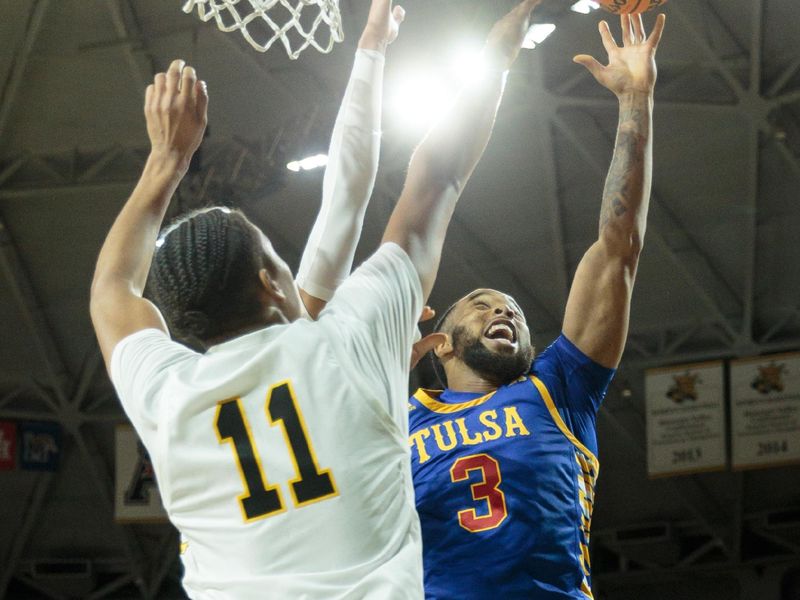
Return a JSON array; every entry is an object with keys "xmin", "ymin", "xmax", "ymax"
[
  {"xmin": 484, "ymin": 0, "xmax": 542, "ymax": 71},
  {"xmin": 410, "ymin": 306, "xmax": 446, "ymax": 370},
  {"xmin": 145, "ymin": 59, "xmax": 208, "ymax": 169},
  {"xmin": 411, "ymin": 333, "xmax": 447, "ymax": 370},
  {"xmin": 573, "ymin": 13, "xmax": 666, "ymax": 97},
  {"xmin": 360, "ymin": 0, "xmax": 405, "ymax": 52}
]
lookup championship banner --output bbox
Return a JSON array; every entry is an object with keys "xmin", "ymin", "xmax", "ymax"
[
  {"xmin": 730, "ymin": 352, "xmax": 800, "ymax": 470},
  {"xmin": 19, "ymin": 421, "xmax": 62, "ymax": 471},
  {"xmin": 115, "ymin": 425, "xmax": 168, "ymax": 522},
  {"xmin": 0, "ymin": 421, "xmax": 17, "ymax": 470},
  {"xmin": 645, "ymin": 361, "xmax": 726, "ymax": 477}
]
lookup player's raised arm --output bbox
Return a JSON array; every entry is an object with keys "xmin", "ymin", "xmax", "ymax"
[
  {"xmin": 382, "ymin": 0, "xmax": 542, "ymax": 301},
  {"xmin": 90, "ymin": 60, "xmax": 208, "ymax": 371},
  {"xmin": 563, "ymin": 13, "xmax": 666, "ymax": 368},
  {"xmin": 296, "ymin": 0, "xmax": 404, "ymax": 319}
]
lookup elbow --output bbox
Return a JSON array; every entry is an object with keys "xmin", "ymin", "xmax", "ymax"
[
  {"xmin": 89, "ymin": 275, "xmax": 110, "ymax": 321},
  {"xmin": 410, "ymin": 144, "xmax": 467, "ymax": 197},
  {"xmin": 600, "ymin": 222, "xmax": 644, "ymax": 269}
]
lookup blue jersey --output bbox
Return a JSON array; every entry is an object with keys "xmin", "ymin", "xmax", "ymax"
[{"xmin": 409, "ymin": 334, "xmax": 614, "ymax": 599}]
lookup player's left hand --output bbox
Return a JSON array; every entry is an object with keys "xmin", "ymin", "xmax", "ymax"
[
  {"xmin": 410, "ymin": 306, "xmax": 446, "ymax": 369},
  {"xmin": 360, "ymin": 0, "xmax": 405, "ymax": 51},
  {"xmin": 484, "ymin": 0, "xmax": 542, "ymax": 71},
  {"xmin": 573, "ymin": 13, "xmax": 666, "ymax": 97},
  {"xmin": 411, "ymin": 333, "xmax": 447, "ymax": 370},
  {"xmin": 145, "ymin": 59, "xmax": 208, "ymax": 169}
]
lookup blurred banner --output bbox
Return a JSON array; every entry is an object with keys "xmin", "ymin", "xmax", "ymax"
[
  {"xmin": 0, "ymin": 421, "xmax": 17, "ymax": 470},
  {"xmin": 114, "ymin": 425, "xmax": 168, "ymax": 522},
  {"xmin": 730, "ymin": 352, "xmax": 800, "ymax": 470},
  {"xmin": 19, "ymin": 421, "xmax": 62, "ymax": 471},
  {"xmin": 645, "ymin": 361, "xmax": 726, "ymax": 477}
]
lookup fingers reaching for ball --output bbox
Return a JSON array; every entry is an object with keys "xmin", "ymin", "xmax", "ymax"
[
  {"xmin": 573, "ymin": 11, "xmax": 666, "ymax": 97},
  {"xmin": 144, "ymin": 60, "xmax": 208, "ymax": 169}
]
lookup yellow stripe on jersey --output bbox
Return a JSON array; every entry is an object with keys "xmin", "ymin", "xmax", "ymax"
[
  {"xmin": 529, "ymin": 377, "xmax": 600, "ymax": 475},
  {"xmin": 413, "ymin": 389, "xmax": 497, "ymax": 414}
]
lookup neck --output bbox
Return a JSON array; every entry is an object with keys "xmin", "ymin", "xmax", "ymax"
[
  {"xmin": 443, "ymin": 362, "xmax": 501, "ymax": 394},
  {"xmin": 203, "ymin": 307, "xmax": 291, "ymax": 349}
]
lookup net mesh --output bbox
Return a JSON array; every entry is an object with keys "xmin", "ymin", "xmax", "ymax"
[{"xmin": 182, "ymin": 0, "xmax": 343, "ymax": 59}]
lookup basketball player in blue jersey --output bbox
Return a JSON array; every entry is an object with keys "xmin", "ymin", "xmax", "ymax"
[
  {"xmin": 408, "ymin": 13, "xmax": 667, "ymax": 600},
  {"xmin": 90, "ymin": 0, "xmax": 543, "ymax": 596}
]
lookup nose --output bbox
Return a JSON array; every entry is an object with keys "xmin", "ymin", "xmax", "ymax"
[{"xmin": 494, "ymin": 304, "xmax": 515, "ymax": 319}]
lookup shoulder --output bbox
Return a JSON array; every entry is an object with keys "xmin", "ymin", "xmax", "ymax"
[
  {"xmin": 532, "ymin": 334, "xmax": 614, "ymax": 378},
  {"xmin": 110, "ymin": 328, "xmax": 195, "ymax": 382},
  {"xmin": 320, "ymin": 243, "xmax": 422, "ymax": 332}
]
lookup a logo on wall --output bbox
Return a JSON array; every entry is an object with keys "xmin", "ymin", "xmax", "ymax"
[
  {"xmin": 124, "ymin": 441, "xmax": 157, "ymax": 505},
  {"xmin": 751, "ymin": 363, "xmax": 786, "ymax": 395},
  {"xmin": 666, "ymin": 372, "xmax": 700, "ymax": 404},
  {"xmin": 20, "ymin": 422, "xmax": 61, "ymax": 471}
]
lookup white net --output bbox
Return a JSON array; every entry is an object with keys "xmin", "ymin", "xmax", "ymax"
[{"xmin": 182, "ymin": 0, "xmax": 343, "ymax": 59}]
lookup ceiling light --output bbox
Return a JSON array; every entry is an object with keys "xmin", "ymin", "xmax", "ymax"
[
  {"xmin": 449, "ymin": 46, "xmax": 487, "ymax": 84},
  {"xmin": 570, "ymin": 0, "xmax": 600, "ymax": 14},
  {"xmin": 522, "ymin": 24, "xmax": 556, "ymax": 49},
  {"xmin": 287, "ymin": 153, "xmax": 328, "ymax": 172},
  {"xmin": 391, "ymin": 74, "xmax": 451, "ymax": 132}
]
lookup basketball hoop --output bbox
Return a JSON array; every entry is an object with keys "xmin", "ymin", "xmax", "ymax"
[{"xmin": 182, "ymin": 0, "xmax": 344, "ymax": 59}]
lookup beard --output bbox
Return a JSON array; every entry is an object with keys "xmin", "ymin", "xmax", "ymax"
[{"xmin": 451, "ymin": 325, "xmax": 535, "ymax": 387}]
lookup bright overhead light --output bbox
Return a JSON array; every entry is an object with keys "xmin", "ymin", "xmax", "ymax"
[
  {"xmin": 391, "ymin": 74, "xmax": 451, "ymax": 132},
  {"xmin": 449, "ymin": 46, "xmax": 487, "ymax": 84},
  {"xmin": 287, "ymin": 153, "xmax": 328, "ymax": 172},
  {"xmin": 570, "ymin": 0, "xmax": 600, "ymax": 14},
  {"xmin": 522, "ymin": 24, "xmax": 556, "ymax": 49}
]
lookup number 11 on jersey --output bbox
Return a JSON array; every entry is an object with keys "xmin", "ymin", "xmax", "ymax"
[{"xmin": 215, "ymin": 380, "xmax": 338, "ymax": 522}]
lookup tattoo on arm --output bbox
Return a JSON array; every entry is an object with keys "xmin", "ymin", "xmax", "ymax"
[{"xmin": 598, "ymin": 97, "xmax": 650, "ymax": 236}]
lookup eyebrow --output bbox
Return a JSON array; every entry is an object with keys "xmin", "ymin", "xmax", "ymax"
[
  {"xmin": 465, "ymin": 291, "xmax": 525, "ymax": 319},
  {"xmin": 466, "ymin": 291, "xmax": 490, "ymax": 303}
]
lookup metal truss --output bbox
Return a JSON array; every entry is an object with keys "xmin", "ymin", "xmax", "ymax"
[
  {"xmin": 0, "ymin": 212, "xmax": 156, "ymax": 597},
  {"xmin": 537, "ymin": 3, "xmax": 800, "ymax": 591},
  {"xmin": 591, "ymin": 507, "xmax": 800, "ymax": 592},
  {"xmin": 0, "ymin": 0, "xmax": 798, "ymax": 596}
]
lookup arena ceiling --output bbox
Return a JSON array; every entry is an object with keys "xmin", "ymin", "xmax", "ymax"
[{"xmin": 0, "ymin": 0, "xmax": 799, "ymax": 598}]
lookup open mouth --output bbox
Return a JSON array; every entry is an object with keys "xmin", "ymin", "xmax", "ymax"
[{"xmin": 483, "ymin": 319, "xmax": 517, "ymax": 345}]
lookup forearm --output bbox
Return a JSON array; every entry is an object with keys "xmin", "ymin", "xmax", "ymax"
[
  {"xmin": 92, "ymin": 153, "xmax": 185, "ymax": 295},
  {"xmin": 599, "ymin": 91, "xmax": 653, "ymax": 245},
  {"xmin": 296, "ymin": 49, "xmax": 383, "ymax": 304},
  {"xmin": 415, "ymin": 68, "xmax": 507, "ymax": 194},
  {"xmin": 382, "ymin": 68, "xmax": 507, "ymax": 300}
]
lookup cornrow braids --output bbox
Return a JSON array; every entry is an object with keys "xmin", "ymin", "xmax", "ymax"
[{"xmin": 147, "ymin": 207, "xmax": 267, "ymax": 351}]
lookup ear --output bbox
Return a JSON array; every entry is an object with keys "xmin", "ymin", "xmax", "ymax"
[
  {"xmin": 432, "ymin": 332, "xmax": 453, "ymax": 360},
  {"xmin": 258, "ymin": 268, "xmax": 286, "ymax": 304}
]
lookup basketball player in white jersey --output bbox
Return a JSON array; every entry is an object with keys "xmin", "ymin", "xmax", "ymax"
[{"xmin": 90, "ymin": 0, "xmax": 542, "ymax": 597}]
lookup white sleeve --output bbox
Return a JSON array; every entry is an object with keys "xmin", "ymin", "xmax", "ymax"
[
  {"xmin": 110, "ymin": 329, "xmax": 196, "ymax": 448},
  {"xmin": 295, "ymin": 49, "xmax": 385, "ymax": 301},
  {"xmin": 320, "ymin": 243, "xmax": 423, "ymax": 422}
]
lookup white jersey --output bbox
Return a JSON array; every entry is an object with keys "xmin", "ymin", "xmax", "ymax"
[{"xmin": 111, "ymin": 244, "xmax": 423, "ymax": 600}]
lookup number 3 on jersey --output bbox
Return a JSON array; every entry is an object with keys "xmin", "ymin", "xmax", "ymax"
[
  {"xmin": 450, "ymin": 453, "xmax": 507, "ymax": 532},
  {"xmin": 215, "ymin": 380, "xmax": 338, "ymax": 522}
]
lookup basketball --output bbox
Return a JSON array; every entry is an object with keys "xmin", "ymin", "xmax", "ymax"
[{"xmin": 597, "ymin": 0, "xmax": 668, "ymax": 14}]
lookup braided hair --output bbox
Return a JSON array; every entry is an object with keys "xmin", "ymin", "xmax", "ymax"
[{"xmin": 147, "ymin": 207, "xmax": 268, "ymax": 351}]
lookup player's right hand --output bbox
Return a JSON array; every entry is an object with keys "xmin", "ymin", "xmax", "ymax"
[
  {"xmin": 573, "ymin": 13, "xmax": 666, "ymax": 98},
  {"xmin": 360, "ymin": 0, "xmax": 405, "ymax": 51},
  {"xmin": 145, "ymin": 59, "xmax": 208, "ymax": 169},
  {"xmin": 484, "ymin": 0, "xmax": 542, "ymax": 71}
]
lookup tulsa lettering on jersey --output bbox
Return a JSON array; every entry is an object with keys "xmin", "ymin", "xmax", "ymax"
[{"xmin": 409, "ymin": 406, "xmax": 530, "ymax": 464}]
